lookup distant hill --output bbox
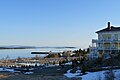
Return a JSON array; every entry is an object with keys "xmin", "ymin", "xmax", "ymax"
[
  {"xmin": 0, "ymin": 45, "xmax": 36, "ymax": 49},
  {"xmin": 0, "ymin": 45, "xmax": 76, "ymax": 49}
]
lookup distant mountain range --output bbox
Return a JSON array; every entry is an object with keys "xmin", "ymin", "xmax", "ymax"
[{"xmin": 0, "ymin": 45, "xmax": 76, "ymax": 49}]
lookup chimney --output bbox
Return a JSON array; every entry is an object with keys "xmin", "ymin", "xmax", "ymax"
[{"xmin": 108, "ymin": 22, "xmax": 111, "ymax": 30}]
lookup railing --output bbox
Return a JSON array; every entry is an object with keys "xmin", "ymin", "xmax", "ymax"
[
  {"xmin": 98, "ymin": 47, "xmax": 120, "ymax": 50},
  {"xmin": 97, "ymin": 39, "xmax": 120, "ymax": 43},
  {"xmin": 92, "ymin": 39, "xmax": 120, "ymax": 43},
  {"xmin": 92, "ymin": 39, "xmax": 98, "ymax": 43},
  {"xmin": 89, "ymin": 47, "xmax": 97, "ymax": 51}
]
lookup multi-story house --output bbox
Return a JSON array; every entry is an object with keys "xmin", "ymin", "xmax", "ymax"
[{"xmin": 89, "ymin": 22, "xmax": 120, "ymax": 59}]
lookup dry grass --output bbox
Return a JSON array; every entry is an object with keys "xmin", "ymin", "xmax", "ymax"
[
  {"xmin": 0, "ymin": 72, "xmax": 69, "ymax": 80},
  {"xmin": 0, "ymin": 74, "xmax": 8, "ymax": 79}
]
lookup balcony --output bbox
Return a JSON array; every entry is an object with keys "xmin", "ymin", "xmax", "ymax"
[
  {"xmin": 89, "ymin": 47, "xmax": 97, "ymax": 51},
  {"xmin": 92, "ymin": 39, "xmax": 98, "ymax": 43},
  {"xmin": 98, "ymin": 39, "xmax": 120, "ymax": 43},
  {"xmin": 112, "ymin": 39, "xmax": 120, "ymax": 42},
  {"xmin": 98, "ymin": 46, "xmax": 120, "ymax": 50},
  {"xmin": 98, "ymin": 47, "xmax": 104, "ymax": 50}
]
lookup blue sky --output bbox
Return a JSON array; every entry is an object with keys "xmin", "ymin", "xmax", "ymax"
[{"xmin": 0, "ymin": 0, "xmax": 120, "ymax": 48}]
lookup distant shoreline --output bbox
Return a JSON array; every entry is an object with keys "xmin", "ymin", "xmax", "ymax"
[
  {"xmin": 0, "ymin": 46, "xmax": 76, "ymax": 50},
  {"xmin": 0, "ymin": 47, "xmax": 36, "ymax": 50}
]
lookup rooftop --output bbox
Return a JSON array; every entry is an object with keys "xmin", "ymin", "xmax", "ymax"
[{"xmin": 96, "ymin": 22, "xmax": 120, "ymax": 33}]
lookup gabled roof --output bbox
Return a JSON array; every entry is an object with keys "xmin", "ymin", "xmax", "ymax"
[{"xmin": 96, "ymin": 26, "xmax": 120, "ymax": 33}]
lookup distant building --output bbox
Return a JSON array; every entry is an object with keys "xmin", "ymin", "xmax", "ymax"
[{"xmin": 89, "ymin": 22, "xmax": 120, "ymax": 59}]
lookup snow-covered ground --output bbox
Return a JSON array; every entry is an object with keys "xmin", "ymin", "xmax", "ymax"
[
  {"xmin": 0, "ymin": 67, "xmax": 20, "ymax": 73},
  {"xmin": 0, "ymin": 68, "xmax": 14, "ymax": 72},
  {"xmin": 64, "ymin": 69, "xmax": 81, "ymax": 78},
  {"xmin": 64, "ymin": 69, "xmax": 120, "ymax": 80},
  {"xmin": 24, "ymin": 72, "xmax": 34, "ymax": 75}
]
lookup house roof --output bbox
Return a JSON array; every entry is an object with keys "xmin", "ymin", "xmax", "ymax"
[
  {"xmin": 96, "ymin": 22, "xmax": 120, "ymax": 33},
  {"xmin": 96, "ymin": 26, "xmax": 120, "ymax": 33}
]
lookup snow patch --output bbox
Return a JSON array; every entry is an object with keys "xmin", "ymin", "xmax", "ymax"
[
  {"xmin": 24, "ymin": 72, "xmax": 33, "ymax": 75},
  {"xmin": 64, "ymin": 69, "xmax": 120, "ymax": 80}
]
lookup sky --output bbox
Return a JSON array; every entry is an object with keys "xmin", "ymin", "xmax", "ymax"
[{"xmin": 0, "ymin": 0, "xmax": 120, "ymax": 48}]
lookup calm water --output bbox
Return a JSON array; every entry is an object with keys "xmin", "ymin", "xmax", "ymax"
[{"xmin": 0, "ymin": 48, "xmax": 79, "ymax": 59}]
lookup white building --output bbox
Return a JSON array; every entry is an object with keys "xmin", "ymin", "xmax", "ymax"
[{"xmin": 89, "ymin": 22, "xmax": 120, "ymax": 59}]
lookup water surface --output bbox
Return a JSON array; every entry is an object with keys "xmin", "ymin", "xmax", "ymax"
[{"xmin": 0, "ymin": 48, "xmax": 78, "ymax": 59}]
